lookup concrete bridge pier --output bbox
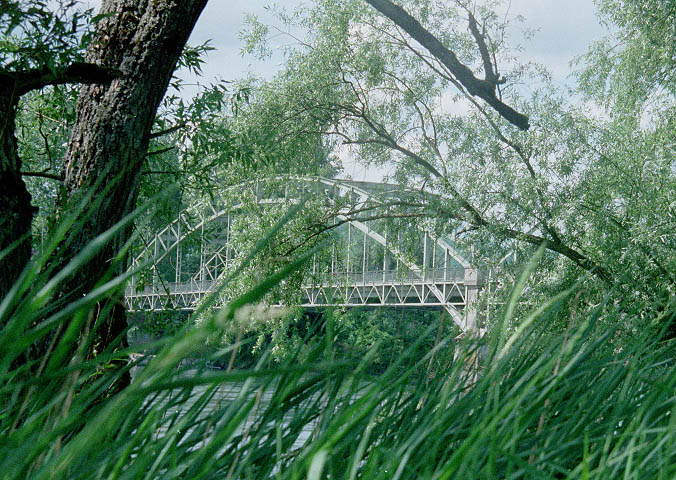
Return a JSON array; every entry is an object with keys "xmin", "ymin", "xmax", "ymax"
[{"xmin": 463, "ymin": 267, "xmax": 481, "ymax": 334}]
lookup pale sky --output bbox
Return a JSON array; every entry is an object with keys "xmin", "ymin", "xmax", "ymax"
[
  {"xmin": 178, "ymin": 0, "xmax": 610, "ymax": 181},
  {"xmin": 183, "ymin": 0, "xmax": 608, "ymax": 88}
]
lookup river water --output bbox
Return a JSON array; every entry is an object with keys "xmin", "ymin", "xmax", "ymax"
[{"xmin": 130, "ymin": 361, "xmax": 325, "ymax": 452}]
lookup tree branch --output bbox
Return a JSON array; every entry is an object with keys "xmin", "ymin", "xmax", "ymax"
[
  {"xmin": 144, "ymin": 146, "xmax": 176, "ymax": 158},
  {"xmin": 142, "ymin": 170, "xmax": 180, "ymax": 175},
  {"xmin": 150, "ymin": 123, "xmax": 186, "ymax": 138},
  {"xmin": 340, "ymin": 106, "xmax": 609, "ymax": 281},
  {"xmin": 364, "ymin": 0, "xmax": 529, "ymax": 130},
  {"xmin": 21, "ymin": 171, "xmax": 64, "ymax": 181},
  {"xmin": 17, "ymin": 62, "xmax": 120, "ymax": 95},
  {"xmin": 467, "ymin": 11, "xmax": 501, "ymax": 84}
]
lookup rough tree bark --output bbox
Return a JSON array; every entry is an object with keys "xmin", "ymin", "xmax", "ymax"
[
  {"xmin": 0, "ymin": 64, "xmax": 118, "ymax": 300},
  {"xmin": 51, "ymin": 0, "xmax": 207, "ymax": 372},
  {"xmin": 0, "ymin": 85, "xmax": 33, "ymax": 301}
]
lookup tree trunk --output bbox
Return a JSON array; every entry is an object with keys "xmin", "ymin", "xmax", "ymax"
[
  {"xmin": 51, "ymin": 0, "xmax": 207, "ymax": 371},
  {"xmin": 0, "ymin": 64, "xmax": 118, "ymax": 303},
  {"xmin": 0, "ymin": 84, "xmax": 35, "ymax": 300}
]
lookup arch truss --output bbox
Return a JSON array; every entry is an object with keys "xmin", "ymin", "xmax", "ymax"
[{"xmin": 125, "ymin": 176, "xmax": 484, "ymax": 332}]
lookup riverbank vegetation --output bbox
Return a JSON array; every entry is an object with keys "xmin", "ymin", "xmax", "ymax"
[
  {"xmin": 2, "ymin": 0, "xmax": 676, "ymax": 478},
  {"xmin": 3, "ymin": 240, "xmax": 676, "ymax": 478}
]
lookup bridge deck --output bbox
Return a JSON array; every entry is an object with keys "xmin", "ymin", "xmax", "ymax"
[
  {"xmin": 125, "ymin": 268, "xmax": 474, "ymax": 312},
  {"xmin": 125, "ymin": 176, "xmax": 487, "ymax": 331}
]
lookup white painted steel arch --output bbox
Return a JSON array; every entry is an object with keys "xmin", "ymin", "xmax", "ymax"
[{"xmin": 125, "ymin": 176, "xmax": 482, "ymax": 331}]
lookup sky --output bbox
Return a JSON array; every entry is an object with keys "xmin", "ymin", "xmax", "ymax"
[
  {"xmin": 183, "ymin": 0, "xmax": 608, "ymax": 87},
  {"xmin": 179, "ymin": 0, "xmax": 610, "ymax": 181}
]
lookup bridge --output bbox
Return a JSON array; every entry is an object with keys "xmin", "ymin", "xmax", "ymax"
[{"xmin": 125, "ymin": 176, "xmax": 489, "ymax": 333}]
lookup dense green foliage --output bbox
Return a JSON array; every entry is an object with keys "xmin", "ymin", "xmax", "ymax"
[
  {"xmin": 0, "ymin": 1, "xmax": 93, "ymax": 71},
  {"xmin": 188, "ymin": 307, "xmax": 457, "ymax": 374},
  {"xmin": 3, "ymin": 0, "xmax": 676, "ymax": 478},
  {"xmin": 238, "ymin": 0, "xmax": 676, "ymax": 336},
  {"xmin": 4, "ymin": 234, "xmax": 676, "ymax": 478}
]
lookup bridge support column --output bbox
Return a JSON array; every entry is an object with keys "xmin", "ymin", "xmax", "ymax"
[
  {"xmin": 464, "ymin": 268, "xmax": 480, "ymax": 333},
  {"xmin": 153, "ymin": 235, "xmax": 159, "ymax": 289}
]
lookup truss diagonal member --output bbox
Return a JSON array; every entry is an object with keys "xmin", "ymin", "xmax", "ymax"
[
  {"xmin": 341, "ymin": 215, "xmax": 468, "ymax": 330},
  {"xmin": 126, "ymin": 176, "xmax": 482, "ymax": 333}
]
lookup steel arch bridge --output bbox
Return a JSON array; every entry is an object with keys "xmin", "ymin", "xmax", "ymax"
[{"xmin": 124, "ymin": 176, "xmax": 485, "ymax": 333}]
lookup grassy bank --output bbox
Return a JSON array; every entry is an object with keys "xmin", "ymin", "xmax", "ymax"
[{"xmin": 3, "ymin": 276, "xmax": 676, "ymax": 478}]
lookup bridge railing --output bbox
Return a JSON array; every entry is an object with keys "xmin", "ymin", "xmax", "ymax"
[
  {"xmin": 125, "ymin": 267, "xmax": 468, "ymax": 299},
  {"xmin": 312, "ymin": 268, "xmax": 465, "ymax": 286},
  {"xmin": 125, "ymin": 280, "xmax": 217, "ymax": 296}
]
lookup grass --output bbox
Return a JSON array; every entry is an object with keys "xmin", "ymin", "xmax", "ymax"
[{"xmin": 2, "ymin": 203, "xmax": 676, "ymax": 479}]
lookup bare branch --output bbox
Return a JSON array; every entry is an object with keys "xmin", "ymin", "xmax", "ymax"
[
  {"xmin": 37, "ymin": 115, "xmax": 53, "ymax": 168},
  {"xmin": 467, "ymin": 12, "xmax": 499, "ymax": 84},
  {"xmin": 16, "ymin": 62, "xmax": 120, "ymax": 95},
  {"xmin": 142, "ymin": 170, "xmax": 180, "ymax": 175},
  {"xmin": 364, "ymin": 0, "xmax": 529, "ymax": 130},
  {"xmin": 21, "ymin": 171, "xmax": 64, "ymax": 181},
  {"xmin": 144, "ymin": 146, "xmax": 176, "ymax": 158},
  {"xmin": 150, "ymin": 123, "xmax": 186, "ymax": 139}
]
